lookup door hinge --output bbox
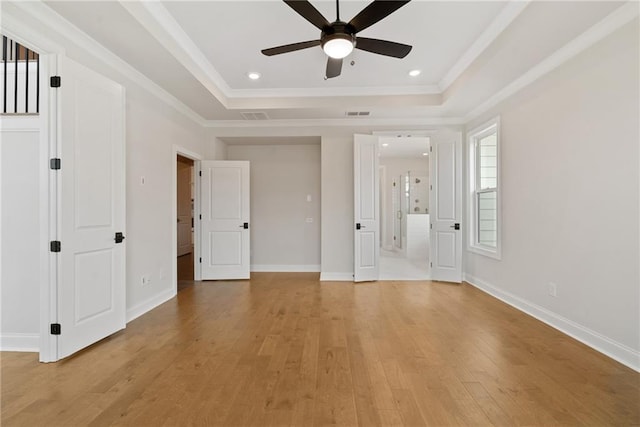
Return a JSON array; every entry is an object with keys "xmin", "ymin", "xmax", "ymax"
[
  {"xmin": 199, "ymin": 171, "xmax": 202, "ymax": 177},
  {"xmin": 50, "ymin": 76, "xmax": 61, "ymax": 88},
  {"xmin": 430, "ymin": 262, "xmax": 433, "ymax": 268},
  {"xmin": 50, "ymin": 241, "xmax": 61, "ymax": 252},
  {"xmin": 199, "ymin": 214, "xmax": 202, "ymax": 220},
  {"xmin": 430, "ymin": 185, "xmax": 432, "ymax": 190},
  {"xmin": 199, "ymin": 257, "xmax": 202, "ymax": 263},
  {"xmin": 430, "ymin": 146, "xmax": 433, "ymax": 152},
  {"xmin": 50, "ymin": 158, "xmax": 61, "ymax": 170},
  {"xmin": 430, "ymin": 223, "xmax": 432, "ymax": 229},
  {"xmin": 50, "ymin": 323, "xmax": 61, "ymax": 335}
]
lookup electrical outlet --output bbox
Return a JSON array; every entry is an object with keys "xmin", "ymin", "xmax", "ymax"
[
  {"xmin": 548, "ymin": 282, "xmax": 557, "ymax": 297},
  {"xmin": 142, "ymin": 275, "xmax": 151, "ymax": 286}
]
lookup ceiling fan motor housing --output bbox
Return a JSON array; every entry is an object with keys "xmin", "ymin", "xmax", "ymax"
[{"xmin": 320, "ymin": 21, "xmax": 357, "ymax": 50}]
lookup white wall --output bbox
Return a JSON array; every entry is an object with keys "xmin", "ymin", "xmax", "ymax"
[
  {"xmin": 0, "ymin": 117, "xmax": 41, "ymax": 350},
  {"xmin": 320, "ymin": 136, "xmax": 354, "ymax": 280},
  {"xmin": 2, "ymin": 10, "xmax": 209, "ymax": 333},
  {"xmin": 207, "ymin": 136, "xmax": 227, "ymax": 160},
  {"xmin": 227, "ymin": 144, "xmax": 321, "ymax": 271},
  {"xmin": 464, "ymin": 20, "xmax": 640, "ymax": 369},
  {"xmin": 125, "ymin": 90, "xmax": 206, "ymax": 320}
]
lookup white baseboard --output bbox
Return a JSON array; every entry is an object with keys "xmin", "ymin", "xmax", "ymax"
[
  {"xmin": 0, "ymin": 333, "xmax": 39, "ymax": 352},
  {"xmin": 251, "ymin": 265, "xmax": 320, "ymax": 272},
  {"xmin": 126, "ymin": 288, "xmax": 176, "ymax": 323},
  {"xmin": 464, "ymin": 273, "xmax": 640, "ymax": 372},
  {"xmin": 319, "ymin": 272, "xmax": 354, "ymax": 281}
]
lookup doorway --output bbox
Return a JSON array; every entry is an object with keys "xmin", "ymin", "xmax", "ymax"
[
  {"xmin": 176, "ymin": 155, "xmax": 194, "ymax": 286},
  {"xmin": 378, "ymin": 136, "xmax": 430, "ymax": 280}
]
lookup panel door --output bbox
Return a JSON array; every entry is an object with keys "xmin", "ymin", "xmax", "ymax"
[
  {"xmin": 354, "ymin": 134, "xmax": 379, "ymax": 282},
  {"xmin": 200, "ymin": 161, "xmax": 250, "ymax": 280},
  {"xmin": 429, "ymin": 131, "xmax": 463, "ymax": 283},
  {"xmin": 58, "ymin": 56, "xmax": 126, "ymax": 359}
]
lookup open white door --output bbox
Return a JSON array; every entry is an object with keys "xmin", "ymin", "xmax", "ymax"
[
  {"xmin": 200, "ymin": 161, "xmax": 250, "ymax": 280},
  {"xmin": 354, "ymin": 134, "xmax": 379, "ymax": 282},
  {"xmin": 429, "ymin": 131, "xmax": 463, "ymax": 283},
  {"xmin": 58, "ymin": 56, "xmax": 126, "ymax": 359}
]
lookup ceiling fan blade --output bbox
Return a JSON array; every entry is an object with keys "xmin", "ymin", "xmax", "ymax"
[
  {"xmin": 348, "ymin": 1, "xmax": 411, "ymax": 33},
  {"xmin": 326, "ymin": 57, "xmax": 343, "ymax": 79},
  {"xmin": 262, "ymin": 39, "xmax": 321, "ymax": 56},
  {"xmin": 284, "ymin": 0, "xmax": 330, "ymax": 31},
  {"xmin": 355, "ymin": 37, "xmax": 412, "ymax": 58}
]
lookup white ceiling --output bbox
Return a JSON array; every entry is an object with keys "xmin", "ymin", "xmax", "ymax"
[
  {"xmin": 41, "ymin": 0, "xmax": 628, "ymax": 123},
  {"xmin": 379, "ymin": 136, "xmax": 429, "ymax": 159}
]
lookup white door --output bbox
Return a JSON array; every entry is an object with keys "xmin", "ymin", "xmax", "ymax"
[
  {"xmin": 58, "ymin": 56, "xmax": 126, "ymax": 359},
  {"xmin": 177, "ymin": 158, "xmax": 193, "ymax": 256},
  {"xmin": 429, "ymin": 131, "xmax": 463, "ymax": 283},
  {"xmin": 354, "ymin": 134, "xmax": 379, "ymax": 282},
  {"xmin": 200, "ymin": 161, "xmax": 250, "ymax": 280}
]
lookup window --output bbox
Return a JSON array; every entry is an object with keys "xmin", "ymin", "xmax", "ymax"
[{"xmin": 468, "ymin": 117, "xmax": 501, "ymax": 259}]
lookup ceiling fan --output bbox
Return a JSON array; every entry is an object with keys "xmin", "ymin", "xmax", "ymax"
[{"xmin": 261, "ymin": 0, "xmax": 412, "ymax": 79}]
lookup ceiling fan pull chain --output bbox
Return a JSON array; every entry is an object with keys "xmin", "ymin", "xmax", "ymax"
[{"xmin": 336, "ymin": 0, "xmax": 340, "ymax": 21}]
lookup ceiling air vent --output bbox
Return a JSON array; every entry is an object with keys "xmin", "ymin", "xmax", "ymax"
[
  {"xmin": 345, "ymin": 111, "xmax": 370, "ymax": 117},
  {"xmin": 240, "ymin": 112, "xmax": 269, "ymax": 120}
]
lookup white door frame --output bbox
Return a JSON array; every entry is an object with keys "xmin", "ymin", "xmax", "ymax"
[
  {"xmin": 171, "ymin": 145, "xmax": 203, "ymax": 290},
  {"xmin": 2, "ymin": 14, "xmax": 67, "ymax": 362}
]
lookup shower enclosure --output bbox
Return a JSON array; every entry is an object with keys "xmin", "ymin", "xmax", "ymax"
[{"xmin": 393, "ymin": 170, "xmax": 429, "ymax": 250}]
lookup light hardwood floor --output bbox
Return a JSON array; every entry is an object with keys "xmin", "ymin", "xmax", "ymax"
[{"xmin": 2, "ymin": 273, "xmax": 639, "ymax": 426}]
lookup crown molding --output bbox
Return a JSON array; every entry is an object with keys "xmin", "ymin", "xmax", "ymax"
[
  {"xmin": 438, "ymin": 0, "xmax": 530, "ymax": 93},
  {"xmin": 122, "ymin": 0, "xmax": 444, "ymax": 102},
  {"xmin": 464, "ymin": 1, "xmax": 639, "ymax": 123},
  {"xmin": 226, "ymin": 93, "xmax": 442, "ymax": 110},
  {"xmin": 7, "ymin": 0, "xmax": 634, "ymax": 131},
  {"xmin": 9, "ymin": 1, "xmax": 207, "ymax": 127},
  {"xmin": 119, "ymin": 1, "xmax": 232, "ymax": 107},
  {"xmin": 204, "ymin": 116, "xmax": 465, "ymax": 129},
  {"xmin": 229, "ymin": 84, "xmax": 441, "ymax": 99},
  {"xmin": 0, "ymin": 8, "xmax": 65, "ymax": 55}
]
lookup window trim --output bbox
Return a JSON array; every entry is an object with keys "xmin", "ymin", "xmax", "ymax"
[{"xmin": 467, "ymin": 116, "xmax": 501, "ymax": 260}]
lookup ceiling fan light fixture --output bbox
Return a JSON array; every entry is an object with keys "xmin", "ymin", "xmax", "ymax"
[{"xmin": 322, "ymin": 34, "xmax": 355, "ymax": 59}]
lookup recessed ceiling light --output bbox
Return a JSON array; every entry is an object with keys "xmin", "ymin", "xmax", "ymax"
[
  {"xmin": 247, "ymin": 72, "xmax": 261, "ymax": 80},
  {"xmin": 409, "ymin": 69, "xmax": 421, "ymax": 77},
  {"xmin": 422, "ymin": 152, "xmax": 429, "ymax": 156},
  {"xmin": 382, "ymin": 143, "xmax": 389, "ymax": 147}
]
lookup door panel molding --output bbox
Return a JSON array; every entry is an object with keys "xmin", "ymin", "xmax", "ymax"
[
  {"xmin": 200, "ymin": 161, "xmax": 250, "ymax": 280},
  {"xmin": 430, "ymin": 131, "xmax": 463, "ymax": 283},
  {"xmin": 58, "ymin": 55, "xmax": 125, "ymax": 360},
  {"xmin": 354, "ymin": 134, "xmax": 380, "ymax": 282}
]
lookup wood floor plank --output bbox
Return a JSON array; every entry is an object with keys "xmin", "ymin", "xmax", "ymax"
[{"xmin": 2, "ymin": 275, "xmax": 638, "ymax": 426}]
